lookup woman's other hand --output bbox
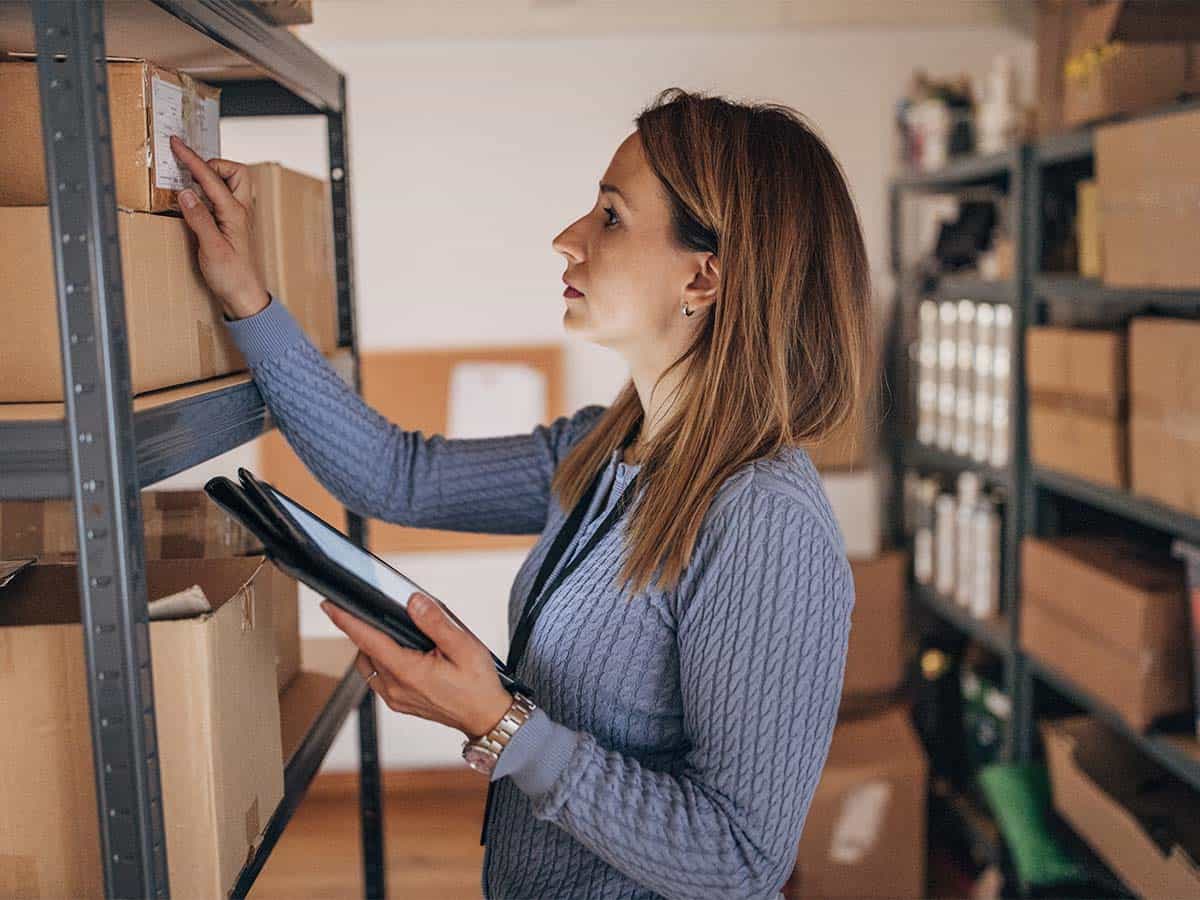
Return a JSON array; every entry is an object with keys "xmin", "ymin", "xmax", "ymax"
[
  {"xmin": 169, "ymin": 135, "xmax": 269, "ymax": 320},
  {"xmin": 321, "ymin": 593, "xmax": 514, "ymax": 740}
]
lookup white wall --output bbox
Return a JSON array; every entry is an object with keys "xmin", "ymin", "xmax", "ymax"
[{"xmin": 161, "ymin": 24, "xmax": 1031, "ymax": 770}]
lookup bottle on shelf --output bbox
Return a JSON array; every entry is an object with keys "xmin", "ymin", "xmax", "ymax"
[
  {"xmin": 972, "ymin": 303, "xmax": 995, "ymax": 464},
  {"xmin": 935, "ymin": 490, "xmax": 958, "ymax": 598},
  {"xmin": 955, "ymin": 471, "xmax": 981, "ymax": 608},
  {"xmin": 971, "ymin": 496, "xmax": 1002, "ymax": 621},
  {"xmin": 954, "ymin": 300, "xmax": 976, "ymax": 458}
]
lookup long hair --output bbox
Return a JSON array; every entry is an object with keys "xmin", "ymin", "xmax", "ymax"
[{"xmin": 551, "ymin": 87, "xmax": 872, "ymax": 596}]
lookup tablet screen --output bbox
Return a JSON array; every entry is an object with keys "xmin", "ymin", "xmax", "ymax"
[{"xmin": 271, "ymin": 489, "xmax": 423, "ymax": 608}]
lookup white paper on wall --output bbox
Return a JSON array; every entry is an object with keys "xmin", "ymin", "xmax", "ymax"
[{"xmin": 446, "ymin": 361, "xmax": 547, "ymax": 439}]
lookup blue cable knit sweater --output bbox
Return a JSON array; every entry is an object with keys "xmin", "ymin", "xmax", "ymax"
[{"xmin": 226, "ymin": 298, "xmax": 856, "ymax": 900}]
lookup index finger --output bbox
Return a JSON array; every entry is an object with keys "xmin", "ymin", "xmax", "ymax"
[
  {"xmin": 322, "ymin": 601, "xmax": 430, "ymax": 677},
  {"xmin": 169, "ymin": 136, "xmax": 238, "ymax": 215},
  {"xmin": 207, "ymin": 158, "xmax": 253, "ymax": 209}
]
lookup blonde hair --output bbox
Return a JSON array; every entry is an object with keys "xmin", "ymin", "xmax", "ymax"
[{"xmin": 552, "ymin": 88, "xmax": 872, "ymax": 595}]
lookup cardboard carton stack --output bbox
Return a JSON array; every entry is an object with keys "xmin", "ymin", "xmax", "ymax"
[
  {"xmin": 1022, "ymin": 536, "xmax": 1190, "ymax": 732},
  {"xmin": 1026, "ymin": 326, "xmax": 1127, "ymax": 488},
  {"xmin": 0, "ymin": 58, "xmax": 339, "ymax": 404}
]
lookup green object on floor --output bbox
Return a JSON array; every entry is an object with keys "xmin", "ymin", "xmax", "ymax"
[{"xmin": 977, "ymin": 762, "xmax": 1089, "ymax": 891}]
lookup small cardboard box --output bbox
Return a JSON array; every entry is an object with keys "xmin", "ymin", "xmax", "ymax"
[
  {"xmin": 1097, "ymin": 109, "xmax": 1200, "ymax": 289},
  {"xmin": 1076, "ymin": 179, "xmax": 1103, "ymax": 278},
  {"xmin": 0, "ymin": 60, "xmax": 220, "ymax": 212},
  {"xmin": 1021, "ymin": 537, "xmax": 1190, "ymax": 732},
  {"xmin": 1129, "ymin": 318, "xmax": 1200, "ymax": 515},
  {"xmin": 248, "ymin": 162, "xmax": 338, "ymax": 353},
  {"xmin": 1061, "ymin": 1, "xmax": 1199, "ymax": 129},
  {"xmin": 1043, "ymin": 717, "xmax": 1200, "ymax": 899},
  {"xmin": 0, "ymin": 557, "xmax": 284, "ymax": 900},
  {"xmin": 0, "ymin": 205, "xmax": 246, "ymax": 402},
  {"xmin": 1026, "ymin": 326, "xmax": 1127, "ymax": 488},
  {"xmin": 786, "ymin": 705, "xmax": 928, "ymax": 899},
  {"xmin": 842, "ymin": 551, "xmax": 908, "ymax": 700}
]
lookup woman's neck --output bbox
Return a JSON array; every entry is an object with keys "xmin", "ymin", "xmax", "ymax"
[{"xmin": 628, "ymin": 352, "xmax": 688, "ymax": 447}]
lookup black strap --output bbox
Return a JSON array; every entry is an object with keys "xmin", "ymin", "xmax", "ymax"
[{"xmin": 480, "ymin": 438, "xmax": 641, "ymax": 845}]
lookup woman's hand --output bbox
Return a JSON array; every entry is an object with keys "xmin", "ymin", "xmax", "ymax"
[
  {"xmin": 321, "ymin": 592, "xmax": 514, "ymax": 739},
  {"xmin": 169, "ymin": 135, "xmax": 270, "ymax": 320}
]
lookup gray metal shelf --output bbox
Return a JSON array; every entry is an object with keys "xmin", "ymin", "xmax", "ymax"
[
  {"xmin": 891, "ymin": 148, "xmax": 1016, "ymax": 190},
  {"xmin": 1025, "ymin": 654, "xmax": 1200, "ymax": 794},
  {"xmin": 1033, "ymin": 467, "xmax": 1200, "ymax": 545},
  {"xmin": 913, "ymin": 583, "xmax": 1012, "ymax": 657},
  {"xmin": 1035, "ymin": 275, "xmax": 1200, "ymax": 313},
  {"xmin": 0, "ymin": 3, "xmax": 384, "ymax": 897},
  {"xmin": 902, "ymin": 440, "xmax": 1013, "ymax": 492},
  {"xmin": 931, "ymin": 275, "xmax": 1018, "ymax": 306}
]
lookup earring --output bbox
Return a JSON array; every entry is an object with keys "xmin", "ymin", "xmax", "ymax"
[{"xmin": 682, "ymin": 303, "xmax": 694, "ymax": 317}]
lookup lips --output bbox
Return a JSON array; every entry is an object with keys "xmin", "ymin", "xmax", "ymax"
[{"xmin": 562, "ymin": 274, "xmax": 584, "ymax": 297}]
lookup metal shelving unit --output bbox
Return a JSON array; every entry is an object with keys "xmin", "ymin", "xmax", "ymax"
[
  {"xmin": 0, "ymin": 2, "xmax": 384, "ymax": 897},
  {"xmin": 890, "ymin": 95, "xmax": 1200, "ymax": 896}
]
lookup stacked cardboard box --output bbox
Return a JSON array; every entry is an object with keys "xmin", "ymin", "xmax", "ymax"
[
  {"xmin": 1043, "ymin": 717, "xmax": 1200, "ymax": 898},
  {"xmin": 1026, "ymin": 326, "xmax": 1126, "ymax": 488},
  {"xmin": 1022, "ymin": 536, "xmax": 1190, "ymax": 732},
  {"xmin": 841, "ymin": 552, "xmax": 909, "ymax": 703},
  {"xmin": 1129, "ymin": 318, "xmax": 1200, "ymax": 517},
  {"xmin": 0, "ymin": 491, "xmax": 300, "ymax": 693},
  {"xmin": 785, "ymin": 706, "xmax": 928, "ymax": 899},
  {"xmin": 0, "ymin": 557, "xmax": 285, "ymax": 899}
]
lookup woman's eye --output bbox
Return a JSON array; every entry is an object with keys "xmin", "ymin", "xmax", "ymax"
[{"xmin": 602, "ymin": 205, "xmax": 619, "ymax": 228}]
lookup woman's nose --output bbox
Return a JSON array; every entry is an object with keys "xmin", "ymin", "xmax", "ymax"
[{"xmin": 552, "ymin": 223, "xmax": 584, "ymax": 262}]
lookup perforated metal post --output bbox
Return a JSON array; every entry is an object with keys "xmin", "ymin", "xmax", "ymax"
[
  {"xmin": 327, "ymin": 74, "xmax": 388, "ymax": 900},
  {"xmin": 32, "ymin": 1, "xmax": 168, "ymax": 896}
]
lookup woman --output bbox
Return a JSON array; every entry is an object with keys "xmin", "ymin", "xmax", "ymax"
[{"xmin": 171, "ymin": 87, "xmax": 869, "ymax": 900}]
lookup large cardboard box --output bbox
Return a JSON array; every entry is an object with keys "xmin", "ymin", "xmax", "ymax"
[
  {"xmin": 1021, "ymin": 537, "xmax": 1190, "ymax": 731},
  {"xmin": 0, "ymin": 60, "xmax": 220, "ymax": 212},
  {"xmin": 1129, "ymin": 318, "xmax": 1200, "ymax": 516},
  {"xmin": 0, "ymin": 557, "xmax": 284, "ymax": 900},
  {"xmin": 0, "ymin": 206, "xmax": 246, "ymax": 401},
  {"xmin": 1043, "ymin": 717, "xmax": 1200, "ymax": 899},
  {"xmin": 0, "ymin": 491, "xmax": 301, "ymax": 692},
  {"xmin": 1060, "ymin": 1, "xmax": 1200, "ymax": 129},
  {"xmin": 806, "ymin": 405, "xmax": 876, "ymax": 471},
  {"xmin": 842, "ymin": 552, "xmax": 908, "ymax": 700},
  {"xmin": 1097, "ymin": 109, "xmax": 1200, "ymax": 289},
  {"xmin": 786, "ymin": 706, "xmax": 928, "ymax": 899},
  {"xmin": 1026, "ymin": 326, "xmax": 1126, "ymax": 488},
  {"xmin": 248, "ymin": 163, "xmax": 338, "ymax": 354}
]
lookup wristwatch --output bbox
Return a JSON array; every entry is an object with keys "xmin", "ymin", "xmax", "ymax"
[{"xmin": 461, "ymin": 692, "xmax": 537, "ymax": 776}]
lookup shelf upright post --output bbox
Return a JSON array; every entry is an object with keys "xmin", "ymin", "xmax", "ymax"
[
  {"xmin": 31, "ymin": 1, "xmax": 168, "ymax": 897},
  {"xmin": 326, "ymin": 73, "xmax": 388, "ymax": 900}
]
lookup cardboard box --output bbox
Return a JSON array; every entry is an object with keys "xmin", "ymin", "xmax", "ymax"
[
  {"xmin": 0, "ymin": 206, "xmax": 246, "ymax": 401},
  {"xmin": 1026, "ymin": 326, "xmax": 1127, "ymax": 488},
  {"xmin": 0, "ymin": 557, "xmax": 284, "ymax": 900},
  {"xmin": 786, "ymin": 706, "xmax": 927, "ymax": 899},
  {"xmin": 820, "ymin": 469, "xmax": 884, "ymax": 559},
  {"xmin": 248, "ymin": 163, "xmax": 338, "ymax": 353},
  {"xmin": 842, "ymin": 552, "xmax": 908, "ymax": 700},
  {"xmin": 1021, "ymin": 537, "xmax": 1190, "ymax": 731},
  {"xmin": 1060, "ymin": 1, "xmax": 1199, "ymax": 128},
  {"xmin": 0, "ymin": 493, "xmax": 299, "ymax": 692},
  {"xmin": 1076, "ymin": 179, "xmax": 1103, "ymax": 278},
  {"xmin": 1129, "ymin": 317, "xmax": 1200, "ymax": 515},
  {"xmin": 0, "ymin": 60, "xmax": 220, "ymax": 212},
  {"xmin": 1043, "ymin": 717, "xmax": 1200, "ymax": 899},
  {"xmin": 1097, "ymin": 109, "xmax": 1200, "ymax": 289},
  {"xmin": 1036, "ymin": 0, "xmax": 1076, "ymax": 135}
]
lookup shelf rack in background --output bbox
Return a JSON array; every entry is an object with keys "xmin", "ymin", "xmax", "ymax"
[
  {"xmin": 0, "ymin": 2, "xmax": 384, "ymax": 897},
  {"xmin": 891, "ymin": 95, "xmax": 1200, "ymax": 898}
]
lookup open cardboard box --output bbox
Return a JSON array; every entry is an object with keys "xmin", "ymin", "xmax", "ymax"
[
  {"xmin": 0, "ymin": 556, "xmax": 284, "ymax": 899},
  {"xmin": 1043, "ymin": 716, "xmax": 1200, "ymax": 898}
]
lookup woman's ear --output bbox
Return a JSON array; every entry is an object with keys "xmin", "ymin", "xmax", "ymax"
[{"xmin": 682, "ymin": 253, "xmax": 720, "ymax": 311}]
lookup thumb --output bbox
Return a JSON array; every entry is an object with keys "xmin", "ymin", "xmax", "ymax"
[
  {"xmin": 178, "ymin": 188, "xmax": 225, "ymax": 249},
  {"xmin": 408, "ymin": 593, "xmax": 472, "ymax": 662}
]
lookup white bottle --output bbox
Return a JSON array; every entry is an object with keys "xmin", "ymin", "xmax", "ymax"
[
  {"xmin": 971, "ymin": 498, "xmax": 1002, "ymax": 620},
  {"xmin": 935, "ymin": 492, "xmax": 957, "ymax": 598},
  {"xmin": 955, "ymin": 472, "xmax": 981, "ymax": 608}
]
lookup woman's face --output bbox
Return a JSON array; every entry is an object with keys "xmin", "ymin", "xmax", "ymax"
[{"xmin": 552, "ymin": 131, "xmax": 701, "ymax": 356}]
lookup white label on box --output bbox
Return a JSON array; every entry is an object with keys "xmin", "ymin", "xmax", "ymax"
[
  {"xmin": 829, "ymin": 780, "xmax": 892, "ymax": 864},
  {"xmin": 151, "ymin": 76, "xmax": 221, "ymax": 192}
]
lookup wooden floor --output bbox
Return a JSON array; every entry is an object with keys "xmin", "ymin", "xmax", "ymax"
[{"xmin": 253, "ymin": 768, "xmax": 490, "ymax": 899}]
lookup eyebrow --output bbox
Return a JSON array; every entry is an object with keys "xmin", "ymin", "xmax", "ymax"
[{"xmin": 599, "ymin": 182, "xmax": 633, "ymax": 211}]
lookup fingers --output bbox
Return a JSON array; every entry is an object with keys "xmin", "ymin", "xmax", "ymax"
[
  {"xmin": 169, "ymin": 136, "xmax": 242, "ymax": 219},
  {"xmin": 407, "ymin": 593, "xmax": 474, "ymax": 663},
  {"xmin": 355, "ymin": 650, "xmax": 403, "ymax": 704},
  {"xmin": 322, "ymin": 601, "xmax": 428, "ymax": 676},
  {"xmin": 206, "ymin": 157, "xmax": 254, "ymax": 208},
  {"xmin": 177, "ymin": 188, "xmax": 224, "ymax": 246}
]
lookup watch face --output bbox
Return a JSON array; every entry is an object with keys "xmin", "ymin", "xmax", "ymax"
[{"xmin": 463, "ymin": 745, "xmax": 497, "ymax": 775}]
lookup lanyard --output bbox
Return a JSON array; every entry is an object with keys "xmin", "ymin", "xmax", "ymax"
[{"xmin": 481, "ymin": 446, "xmax": 641, "ymax": 845}]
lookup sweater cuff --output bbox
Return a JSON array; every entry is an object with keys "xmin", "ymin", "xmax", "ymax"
[
  {"xmin": 490, "ymin": 707, "xmax": 578, "ymax": 798},
  {"xmin": 223, "ymin": 294, "xmax": 308, "ymax": 367}
]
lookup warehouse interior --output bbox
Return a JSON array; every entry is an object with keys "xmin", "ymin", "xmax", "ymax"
[{"xmin": 1, "ymin": 1, "xmax": 1199, "ymax": 898}]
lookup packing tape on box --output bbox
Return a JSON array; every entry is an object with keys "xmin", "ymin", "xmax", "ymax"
[
  {"xmin": 245, "ymin": 797, "xmax": 261, "ymax": 847},
  {"xmin": 1137, "ymin": 410, "xmax": 1200, "ymax": 442},
  {"xmin": 0, "ymin": 501, "xmax": 44, "ymax": 559},
  {"xmin": 197, "ymin": 320, "xmax": 217, "ymax": 378},
  {"xmin": 1029, "ymin": 388, "xmax": 1125, "ymax": 420},
  {"xmin": 240, "ymin": 582, "xmax": 256, "ymax": 632},
  {"xmin": 0, "ymin": 855, "xmax": 38, "ymax": 897}
]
